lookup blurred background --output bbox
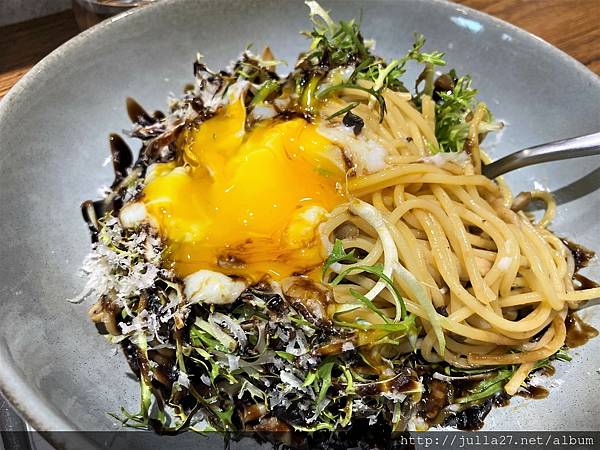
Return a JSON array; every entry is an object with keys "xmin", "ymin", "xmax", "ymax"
[
  {"xmin": 1, "ymin": 0, "xmax": 155, "ymax": 29},
  {"xmin": 1, "ymin": 0, "xmax": 598, "ymax": 98},
  {"xmin": 0, "ymin": 0, "xmax": 70, "ymax": 27}
]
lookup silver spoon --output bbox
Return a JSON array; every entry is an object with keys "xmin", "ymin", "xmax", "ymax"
[
  {"xmin": 482, "ymin": 131, "xmax": 600, "ymax": 179},
  {"xmin": 482, "ymin": 132, "xmax": 600, "ymax": 310}
]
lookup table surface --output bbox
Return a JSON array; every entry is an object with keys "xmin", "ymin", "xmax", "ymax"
[{"xmin": 0, "ymin": 0, "xmax": 599, "ymax": 99}]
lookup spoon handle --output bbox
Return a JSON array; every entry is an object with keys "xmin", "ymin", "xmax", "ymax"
[{"xmin": 482, "ymin": 131, "xmax": 600, "ymax": 179}]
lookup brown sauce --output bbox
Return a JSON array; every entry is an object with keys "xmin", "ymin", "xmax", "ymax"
[
  {"xmin": 562, "ymin": 239, "xmax": 599, "ymax": 294},
  {"xmin": 418, "ymin": 368, "xmax": 554, "ymax": 431},
  {"xmin": 517, "ymin": 385, "xmax": 549, "ymax": 400},
  {"xmin": 573, "ymin": 273, "xmax": 600, "ymax": 290},
  {"xmin": 566, "ymin": 313, "xmax": 599, "ymax": 348},
  {"xmin": 562, "ymin": 238, "xmax": 596, "ymax": 272},
  {"xmin": 539, "ymin": 365, "xmax": 556, "ymax": 376}
]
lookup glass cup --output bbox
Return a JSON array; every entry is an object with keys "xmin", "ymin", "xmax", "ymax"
[{"xmin": 72, "ymin": 0, "xmax": 156, "ymax": 30}]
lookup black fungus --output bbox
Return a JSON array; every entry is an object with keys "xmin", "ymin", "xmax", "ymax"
[
  {"xmin": 193, "ymin": 60, "xmax": 206, "ymax": 78},
  {"xmin": 121, "ymin": 339, "xmax": 141, "ymax": 378},
  {"xmin": 109, "ymin": 133, "xmax": 133, "ymax": 186},
  {"xmin": 146, "ymin": 290, "xmax": 163, "ymax": 314},
  {"xmin": 189, "ymin": 96, "xmax": 215, "ymax": 121},
  {"xmin": 265, "ymin": 294, "xmax": 286, "ymax": 312},
  {"xmin": 303, "ymin": 419, "xmax": 415, "ymax": 450},
  {"xmin": 432, "ymin": 72, "xmax": 457, "ymax": 101},
  {"xmin": 434, "ymin": 73, "xmax": 455, "ymax": 92},
  {"xmin": 93, "ymin": 322, "xmax": 109, "ymax": 335},
  {"xmin": 272, "ymin": 405, "xmax": 306, "ymax": 427},
  {"xmin": 342, "ymin": 110, "xmax": 364, "ymax": 135},
  {"xmin": 444, "ymin": 397, "xmax": 494, "ymax": 431},
  {"xmin": 126, "ymin": 97, "xmax": 155, "ymax": 126},
  {"xmin": 435, "ymin": 306, "xmax": 449, "ymax": 317},
  {"xmin": 80, "ymin": 199, "xmax": 104, "ymax": 241},
  {"xmin": 142, "ymin": 122, "xmax": 184, "ymax": 162}
]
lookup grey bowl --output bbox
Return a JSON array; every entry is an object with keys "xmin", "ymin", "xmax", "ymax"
[{"xmin": 1, "ymin": 0, "xmax": 599, "ymax": 441}]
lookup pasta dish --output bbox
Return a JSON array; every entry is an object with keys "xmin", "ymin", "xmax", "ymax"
[{"xmin": 75, "ymin": 1, "xmax": 599, "ymax": 438}]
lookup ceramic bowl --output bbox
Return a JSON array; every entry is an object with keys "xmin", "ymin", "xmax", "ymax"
[{"xmin": 0, "ymin": 0, "xmax": 599, "ymax": 445}]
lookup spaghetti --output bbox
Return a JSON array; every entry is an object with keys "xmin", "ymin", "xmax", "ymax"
[{"xmin": 319, "ymin": 87, "xmax": 599, "ymax": 395}]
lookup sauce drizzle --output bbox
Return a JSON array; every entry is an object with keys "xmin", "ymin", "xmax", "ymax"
[{"xmin": 566, "ymin": 313, "xmax": 599, "ymax": 348}]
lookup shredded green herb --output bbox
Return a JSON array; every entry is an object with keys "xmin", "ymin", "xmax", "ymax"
[{"xmin": 322, "ymin": 239, "xmax": 359, "ymax": 274}]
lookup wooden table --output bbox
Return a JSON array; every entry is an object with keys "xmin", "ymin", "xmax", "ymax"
[{"xmin": 0, "ymin": 1, "xmax": 599, "ymax": 99}]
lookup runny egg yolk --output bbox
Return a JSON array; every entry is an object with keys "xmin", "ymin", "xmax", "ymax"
[{"xmin": 142, "ymin": 98, "xmax": 345, "ymax": 282}]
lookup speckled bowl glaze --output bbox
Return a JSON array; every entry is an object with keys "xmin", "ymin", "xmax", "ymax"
[{"xmin": 0, "ymin": 0, "xmax": 599, "ymax": 445}]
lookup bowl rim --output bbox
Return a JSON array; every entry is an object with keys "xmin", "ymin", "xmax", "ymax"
[{"xmin": 0, "ymin": 0, "xmax": 599, "ymax": 439}]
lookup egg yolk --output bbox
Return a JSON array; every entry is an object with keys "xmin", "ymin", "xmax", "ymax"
[{"xmin": 142, "ymin": 98, "xmax": 345, "ymax": 282}]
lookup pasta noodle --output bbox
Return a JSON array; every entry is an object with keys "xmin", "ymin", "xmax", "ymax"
[{"xmin": 319, "ymin": 87, "xmax": 599, "ymax": 392}]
